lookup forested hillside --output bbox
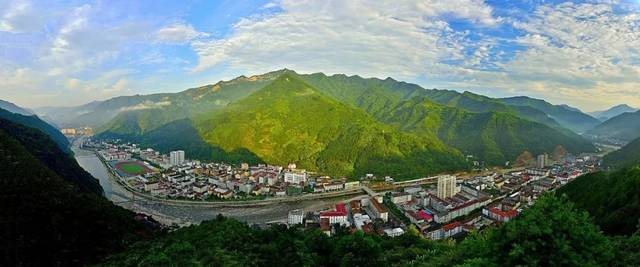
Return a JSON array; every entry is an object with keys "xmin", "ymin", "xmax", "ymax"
[
  {"xmin": 0, "ymin": 118, "xmax": 155, "ymax": 265},
  {"xmin": 101, "ymin": 194, "xmax": 636, "ymax": 266}
]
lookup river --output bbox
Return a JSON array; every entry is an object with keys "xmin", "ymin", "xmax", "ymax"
[{"xmin": 72, "ymin": 144, "xmax": 364, "ymax": 226}]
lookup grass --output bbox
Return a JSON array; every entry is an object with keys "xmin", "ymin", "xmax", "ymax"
[{"xmin": 116, "ymin": 162, "xmax": 147, "ymax": 175}]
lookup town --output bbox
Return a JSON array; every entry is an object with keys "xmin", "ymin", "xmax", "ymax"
[{"xmin": 82, "ymin": 138, "xmax": 601, "ymax": 241}]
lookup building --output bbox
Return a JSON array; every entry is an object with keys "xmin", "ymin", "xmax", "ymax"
[
  {"xmin": 384, "ymin": 228, "xmax": 404, "ymax": 237},
  {"xmin": 537, "ymin": 154, "xmax": 549, "ymax": 169},
  {"xmin": 169, "ymin": 150, "xmax": 185, "ymax": 166},
  {"xmin": 482, "ymin": 206, "xmax": 518, "ymax": 222},
  {"xmin": 288, "ymin": 209, "xmax": 304, "ymax": 225},
  {"xmin": 61, "ymin": 128, "xmax": 76, "ymax": 136},
  {"xmin": 437, "ymin": 175, "xmax": 458, "ymax": 199},
  {"xmin": 284, "ymin": 170, "xmax": 307, "ymax": 184},
  {"xmin": 366, "ymin": 197, "xmax": 389, "ymax": 222},
  {"xmin": 320, "ymin": 203, "xmax": 348, "ymax": 225}
]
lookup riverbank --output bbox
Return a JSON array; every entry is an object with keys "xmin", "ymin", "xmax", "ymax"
[{"xmin": 72, "ymin": 142, "xmax": 366, "ymax": 225}]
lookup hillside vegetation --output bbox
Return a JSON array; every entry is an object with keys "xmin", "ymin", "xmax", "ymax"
[
  {"xmin": 0, "ymin": 108, "xmax": 70, "ymax": 153},
  {"xmin": 195, "ymin": 74, "xmax": 468, "ymax": 179},
  {"xmin": 101, "ymin": 194, "xmax": 631, "ymax": 266},
  {"xmin": 558, "ymin": 166, "xmax": 640, "ymax": 235},
  {"xmin": 603, "ymin": 137, "xmax": 640, "ymax": 169},
  {"xmin": 0, "ymin": 118, "xmax": 154, "ymax": 265},
  {"xmin": 92, "ymin": 70, "xmax": 596, "ymax": 177}
]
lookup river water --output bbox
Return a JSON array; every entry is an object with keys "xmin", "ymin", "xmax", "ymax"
[{"xmin": 73, "ymin": 146, "xmax": 363, "ymax": 226}]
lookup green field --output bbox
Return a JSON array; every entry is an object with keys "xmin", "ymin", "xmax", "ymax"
[{"xmin": 116, "ymin": 162, "xmax": 147, "ymax": 174}]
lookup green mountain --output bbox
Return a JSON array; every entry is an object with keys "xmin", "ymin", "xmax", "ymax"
[
  {"xmin": 0, "ymin": 107, "xmax": 70, "ymax": 153},
  {"xmin": 376, "ymin": 96, "xmax": 595, "ymax": 165},
  {"xmin": 558, "ymin": 166, "xmax": 640, "ymax": 235},
  {"xmin": 0, "ymin": 118, "xmax": 153, "ymax": 265},
  {"xmin": 499, "ymin": 96, "xmax": 600, "ymax": 133},
  {"xmin": 93, "ymin": 70, "xmax": 596, "ymax": 175},
  {"xmin": 602, "ymin": 137, "xmax": 640, "ymax": 169},
  {"xmin": 417, "ymin": 90, "xmax": 574, "ymax": 132},
  {"xmin": 588, "ymin": 110, "xmax": 640, "ymax": 141},
  {"xmin": 298, "ymin": 73, "xmax": 594, "ymax": 164},
  {"xmin": 194, "ymin": 74, "xmax": 468, "ymax": 178}
]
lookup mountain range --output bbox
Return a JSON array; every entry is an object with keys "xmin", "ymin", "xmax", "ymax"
[
  {"xmin": 587, "ymin": 110, "xmax": 640, "ymax": 142},
  {"xmin": 589, "ymin": 104, "xmax": 637, "ymax": 122},
  {"xmin": 36, "ymin": 70, "xmax": 600, "ymax": 179}
]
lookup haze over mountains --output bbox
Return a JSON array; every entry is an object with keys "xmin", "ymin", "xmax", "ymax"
[
  {"xmin": 589, "ymin": 104, "xmax": 638, "ymax": 122},
  {"xmin": 31, "ymin": 69, "xmax": 609, "ymax": 179}
]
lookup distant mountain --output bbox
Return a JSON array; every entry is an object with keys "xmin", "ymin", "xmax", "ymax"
[
  {"xmin": 0, "ymin": 99, "xmax": 33, "ymax": 115},
  {"xmin": 0, "ymin": 118, "xmax": 152, "ymax": 265},
  {"xmin": 299, "ymin": 74, "xmax": 594, "ymax": 162},
  {"xmin": 589, "ymin": 104, "xmax": 637, "ymax": 121},
  {"xmin": 0, "ymin": 108, "xmax": 70, "ymax": 153},
  {"xmin": 587, "ymin": 110, "xmax": 640, "ymax": 141},
  {"xmin": 602, "ymin": 137, "xmax": 640, "ymax": 169},
  {"xmin": 375, "ymin": 96, "xmax": 595, "ymax": 165},
  {"xmin": 85, "ymin": 70, "xmax": 595, "ymax": 175},
  {"xmin": 558, "ymin": 166, "xmax": 640, "ymax": 235},
  {"xmin": 499, "ymin": 96, "xmax": 600, "ymax": 133}
]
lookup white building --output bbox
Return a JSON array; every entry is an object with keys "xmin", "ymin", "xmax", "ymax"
[
  {"xmin": 437, "ymin": 175, "xmax": 458, "ymax": 199},
  {"xmin": 169, "ymin": 150, "xmax": 185, "ymax": 166},
  {"xmin": 284, "ymin": 170, "xmax": 307, "ymax": 184},
  {"xmin": 288, "ymin": 209, "xmax": 304, "ymax": 225}
]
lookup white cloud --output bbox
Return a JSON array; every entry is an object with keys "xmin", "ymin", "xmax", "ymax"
[
  {"xmin": 0, "ymin": 0, "xmax": 46, "ymax": 33},
  {"xmin": 191, "ymin": 0, "xmax": 499, "ymax": 79},
  {"xmin": 492, "ymin": 1, "xmax": 640, "ymax": 110},
  {"xmin": 156, "ymin": 23, "xmax": 206, "ymax": 43}
]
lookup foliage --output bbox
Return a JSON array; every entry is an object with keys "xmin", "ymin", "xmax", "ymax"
[
  {"xmin": 557, "ymin": 167, "xmax": 640, "ymax": 235},
  {"xmin": 602, "ymin": 137, "xmax": 640, "ymax": 169},
  {"xmin": 94, "ymin": 70, "xmax": 594, "ymax": 177},
  {"xmin": 0, "ymin": 107, "xmax": 71, "ymax": 153},
  {"xmin": 102, "ymin": 194, "xmax": 623, "ymax": 267},
  {"xmin": 0, "ymin": 118, "xmax": 155, "ymax": 266},
  {"xmin": 448, "ymin": 194, "xmax": 614, "ymax": 266},
  {"xmin": 195, "ymin": 74, "xmax": 468, "ymax": 179}
]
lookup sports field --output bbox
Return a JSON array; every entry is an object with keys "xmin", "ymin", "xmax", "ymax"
[{"xmin": 114, "ymin": 161, "xmax": 151, "ymax": 176}]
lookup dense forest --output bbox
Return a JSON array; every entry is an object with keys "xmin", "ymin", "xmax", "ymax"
[{"xmin": 0, "ymin": 118, "xmax": 158, "ymax": 266}]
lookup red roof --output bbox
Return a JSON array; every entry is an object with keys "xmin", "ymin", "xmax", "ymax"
[
  {"xmin": 488, "ymin": 207, "xmax": 518, "ymax": 218},
  {"xmin": 443, "ymin": 221, "xmax": 462, "ymax": 231},
  {"xmin": 418, "ymin": 210, "xmax": 433, "ymax": 220},
  {"xmin": 320, "ymin": 203, "xmax": 347, "ymax": 217}
]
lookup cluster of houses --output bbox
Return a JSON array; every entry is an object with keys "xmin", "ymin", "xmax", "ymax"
[
  {"xmin": 289, "ymin": 153, "xmax": 600, "ymax": 240},
  {"xmin": 87, "ymin": 140, "xmax": 362, "ymax": 200}
]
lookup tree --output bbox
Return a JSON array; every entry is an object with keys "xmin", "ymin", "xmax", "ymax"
[{"xmin": 455, "ymin": 194, "xmax": 614, "ymax": 266}]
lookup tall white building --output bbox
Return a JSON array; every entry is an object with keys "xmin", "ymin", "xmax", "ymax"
[
  {"xmin": 169, "ymin": 150, "xmax": 185, "ymax": 166},
  {"xmin": 288, "ymin": 209, "xmax": 304, "ymax": 225},
  {"xmin": 284, "ymin": 170, "xmax": 307, "ymax": 184},
  {"xmin": 437, "ymin": 175, "xmax": 458, "ymax": 199}
]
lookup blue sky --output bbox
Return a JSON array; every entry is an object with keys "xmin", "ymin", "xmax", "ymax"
[{"xmin": 1, "ymin": 0, "xmax": 640, "ymax": 111}]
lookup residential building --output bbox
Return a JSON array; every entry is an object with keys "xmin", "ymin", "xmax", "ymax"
[
  {"xmin": 437, "ymin": 175, "xmax": 458, "ymax": 199},
  {"xmin": 169, "ymin": 150, "xmax": 185, "ymax": 166},
  {"xmin": 320, "ymin": 203, "xmax": 348, "ymax": 225},
  {"xmin": 284, "ymin": 170, "xmax": 307, "ymax": 184},
  {"xmin": 288, "ymin": 209, "xmax": 304, "ymax": 225},
  {"xmin": 366, "ymin": 197, "xmax": 389, "ymax": 222}
]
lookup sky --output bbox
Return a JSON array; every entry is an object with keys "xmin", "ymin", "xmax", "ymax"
[{"xmin": 1, "ymin": 0, "xmax": 639, "ymax": 111}]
